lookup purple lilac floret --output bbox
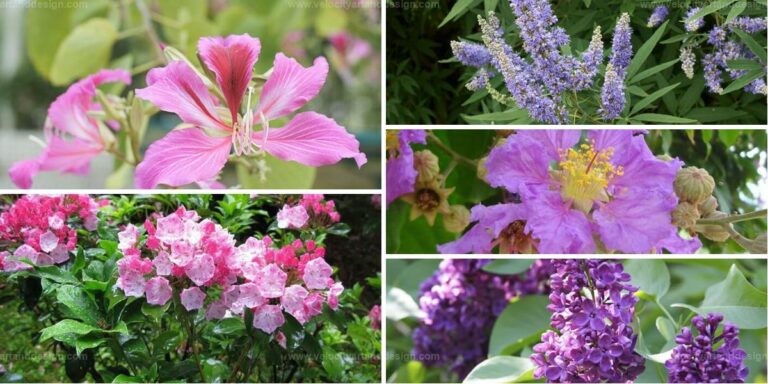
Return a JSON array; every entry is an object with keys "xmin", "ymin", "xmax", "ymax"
[
  {"xmin": 665, "ymin": 313, "xmax": 749, "ymax": 383},
  {"xmin": 412, "ymin": 259, "xmax": 553, "ymax": 379},
  {"xmin": 440, "ymin": 130, "xmax": 702, "ymax": 254},
  {"xmin": 647, "ymin": 6, "xmax": 669, "ymax": 28},
  {"xmin": 386, "ymin": 130, "xmax": 426, "ymax": 206},
  {"xmin": 531, "ymin": 259, "xmax": 645, "ymax": 382},
  {"xmin": 685, "ymin": 7, "xmax": 705, "ymax": 32}
]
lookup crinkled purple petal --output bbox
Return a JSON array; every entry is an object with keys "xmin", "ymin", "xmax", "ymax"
[
  {"xmin": 437, "ymin": 203, "xmax": 526, "ymax": 254},
  {"xmin": 485, "ymin": 133, "xmax": 553, "ymax": 194},
  {"xmin": 386, "ymin": 130, "xmax": 426, "ymax": 206},
  {"xmin": 520, "ymin": 186, "xmax": 595, "ymax": 254},
  {"xmin": 657, "ymin": 230, "xmax": 703, "ymax": 254}
]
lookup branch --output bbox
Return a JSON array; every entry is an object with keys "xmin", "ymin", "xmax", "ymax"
[
  {"xmin": 426, "ymin": 131, "xmax": 479, "ymax": 168},
  {"xmin": 696, "ymin": 209, "xmax": 767, "ymax": 225}
]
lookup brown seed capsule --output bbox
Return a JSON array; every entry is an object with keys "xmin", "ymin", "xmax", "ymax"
[
  {"xmin": 697, "ymin": 195, "xmax": 719, "ymax": 217},
  {"xmin": 671, "ymin": 202, "xmax": 700, "ymax": 229},
  {"xmin": 693, "ymin": 211, "xmax": 730, "ymax": 242},
  {"xmin": 413, "ymin": 150, "xmax": 440, "ymax": 183},
  {"xmin": 748, "ymin": 233, "xmax": 767, "ymax": 254},
  {"xmin": 673, "ymin": 166, "xmax": 715, "ymax": 204}
]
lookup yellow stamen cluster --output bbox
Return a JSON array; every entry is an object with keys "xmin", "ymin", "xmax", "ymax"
[
  {"xmin": 386, "ymin": 130, "xmax": 399, "ymax": 152},
  {"xmin": 558, "ymin": 141, "xmax": 623, "ymax": 213}
]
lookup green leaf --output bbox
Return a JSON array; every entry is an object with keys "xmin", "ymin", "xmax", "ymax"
[
  {"xmin": 630, "ymin": 59, "xmax": 679, "ymax": 84},
  {"xmin": 671, "ymin": 265, "xmax": 767, "ymax": 329},
  {"xmin": 630, "ymin": 83, "xmax": 679, "ymax": 115},
  {"xmin": 34, "ymin": 264, "xmax": 80, "ymax": 285},
  {"xmin": 25, "ymin": 0, "xmax": 74, "ymax": 79},
  {"xmin": 386, "ymin": 287, "xmax": 422, "ymax": 321},
  {"xmin": 439, "ymin": 0, "xmax": 481, "ymax": 28},
  {"xmin": 625, "ymin": 259, "xmax": 670, "ymax": 299},
  {"xmin": 462, "ymin": 109, "xmax": 530, "ymax": 123},
  {"xmin": 74, "ymin": 333, "xmax": 107, "ymax": 355},
  {"xmin": 50, "ymin": 18, "xmax": 117, "ymax": 86},
  {"xmin": 393, "ymin": 361, "xmax": 426, "ymax": 383},
  {"xmin": 57, "ymin": 285, "xmax": 101, "ymax": 326},
  {"xmin": 202, "ymin": 359, "xmax": 229, "ymax": 383},
  {"xmin": 482, "ymin": 260, "xmax": 534, "ymax": 275},
  {"xmin": 626, "ymin": 85, "xmax": 649, "ymax": 97},
  {"xmin": 322, "ymin": 347, "xmax": 343, "ymax": 378},
  {"xmin": 631, "ymin": 113, "xmax": 697, "ymax": 124},
  {"xmin": 733, "ymin": 29, "xmax": 768, "ymax": 63},
  {"xmin": 141, "ymin": 302, "xmax": 169, "ymax": 321},
  {"xmin": 686, "ymin": 0, "xmax": 737, "ymax": 23},
  {"xmin": 236, "ymin": 155, "xmax": 317, "ymax": 188},
  {"xmin": 721, "ymin": 68, "xmax": 766, "ymax": 94},
  {"xmin": 212, "ymin": 318, "xmax": 245, "ymax": 335},
  {"xmin": 327, "ymin": 222, "xmax": 351, "ymax": 236},
  {"xmin": 484, "ymin": 0, "xmax": 499, "ymax": 12},
  {"xmin": 656, "ymin": 316, "xmax": 676, "ymax": 341},
  {"xmin": 685, "ymin": 107, "xmax": 748, "ymax": 122},
  {"xmin": 725, "ymin": 1, "xmax": 748, "ymax": 24},
  {"xmin": 40, "ymin": 319, "xmax": 101, "ymax": 341},
  {"xmin": 463, "ymin": 356, "xmax": 535, "ymax": 383},
  {"xmin": 726, "ymin": 59, "xmax": 764, "ymax": 71},
  {"xmin": 626, "ymin": 21, "xmax": 668, "ymax": 80},
  {"xmin": 488, "ymin": 295, "xmax": 550, "ymax": 356}
]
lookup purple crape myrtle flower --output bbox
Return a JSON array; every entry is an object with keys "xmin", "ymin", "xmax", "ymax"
[
  {"xmin": 666, "ymin": 313, "xmax": 749, "ymax": 383},
  {"xmin": 412, "ymin": 259, "xmax": 553, "ymax": 380},
  {"xmin": 685, "ymin": 7, "xmax": 705, "ymax": 32},
  {"xmin": 451, "ymin": 41, "xmax": 493, "ymax": 67},
  {"xmin": 647, "ymin": 6, "xmax": 669, "ymax": 28},
  {"xmin": 531, "ymin": 259, "xmax": 645, "ymax": 383},
  {"xmin": 386, "ymin": 130, "xmax": 426, "ymax": 206},
  {"xmin": 460, "ymin": 130, "xmax": 702, "ymax": 254},
  {"xmin": 726, "ymin": 16, "xmax": 768, "ymax": 33}
]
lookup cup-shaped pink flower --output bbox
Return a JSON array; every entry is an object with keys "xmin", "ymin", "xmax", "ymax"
[
  {"xmin": 180, "ymin": 286, "xmax": 206, "ymax": 310},
  {"xmin": 255, "ymin": 263, "xmax": 288, "ymax": 298},
  {"xmin": 146, "ymin": 276, "xmax": 172, "ymax": 305},
  {"xmin": 252, "ymin": 304, "xmax": 285, "ymax": 334},
  {"xmin": 118, "ymin": 271, "xmax": 147, "ymax": 297},
  {"xmin": 133, "ymin": 34, "xmax": 367, "ymax": 188},
  {"xmin": 282, "ymin": 284, "xmax": 310, "ymax": 324},
  {"xmin": 185, "ymin": 253, "xmax": 215, "ymax": 286},
  {"xmin": 39, "ymin": 231, "xmax": 60, "ymax": 253},
  {"xmin": 8, "ymin": 69, "xmax": 131, "ymax": 188},
  {"xmin": 303, "ymin": 257, "xmax": 333, "ymax": 289},
  {"xmin": 328, "ymin": 282, "xmax": 344, "ymax": 310},
  {"xmin": 236, "ymin": 282, "xmax": 267, "ymax": 309},
  {"xmin": 276, "ymin": 204, "xmax": 309, "ymax": 229}
]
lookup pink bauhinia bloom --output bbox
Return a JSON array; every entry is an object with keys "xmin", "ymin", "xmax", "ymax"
[
  {"xmin": 134, "ymin": 34, "xmax": 367, "ymax": 189},
  {"xmin": 8, "ymin": 69, "xmax": 131, "ymax": 189}
]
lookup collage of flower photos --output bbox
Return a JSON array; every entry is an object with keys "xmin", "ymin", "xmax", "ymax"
[{"xmin": 0, "ymin": 0, "xmax": 766, "ymax": 383}]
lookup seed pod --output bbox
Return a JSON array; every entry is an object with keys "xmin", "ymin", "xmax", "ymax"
[
  {"xmin": 748, "ymin": 233, "xmax": 767, "ymax": 254},
  {"xmin": 444, "ymin": 205, "xmax": 471, "ymax": 233},
  {"xmin": 674, "ymin": 166, "xmax": 715, "ymax": 204},
  {"xmin": 671, "ymin": 202, "xmax": 700, "ymax": 229},
  {"xmin": 697, "ymin": 196, "xmax": 718, "ymax": 217},
  {"xmin": 694, "ymin": 211, "xmax": 730, "ymax": 242},
  {"xmin": 413, "ymin": 150, "xmax": 440, "ymax": 183}
]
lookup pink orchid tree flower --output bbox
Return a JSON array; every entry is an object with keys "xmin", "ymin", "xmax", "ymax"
[
  {"xmin": 8, "ymin": 69, "xmax": 131, "ymax": 189},
  {"xmin": 134, "ymin": 34, "xmax": 367, "ymax": 189}
]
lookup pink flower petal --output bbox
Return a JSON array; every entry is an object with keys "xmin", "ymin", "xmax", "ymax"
[
  {"xmin": 185, "ymin": 253, "xmax": 215, "ymax": 286},
  {"xmin": 8, "ymin": 158, "xmax": 41, "ymax": 189},
  {"xmin": 38, "ymin": 136, "xmax": 104, "ymax": 175},
  {"xmin": 134, "ymin": 128, "xmax": 231, "ymax": 188},
  {"xmin": 180, "ymin": 286, "xmax": 206, "ymax": 310},
  {"xmin": 198, "ymin": 34, "xmax": 261, "ymax": 123},
  {"xmin": 39, "ymin": 231, "xmax": 59, "ymax": 253},
  {"xmin": 255, "ymin": 54, "xmax": 329, "ymax": 120},
  {"xmin": 252, "ymin": 112, "xmax": 366, "ymax": 167},
  {"xmin": 276, "ymin": 204, "xmax": 309, "ymax": 229},
  {"xmin": 252, "ymin": 304, "xmax": 285, "ymax": 334},
  {"xmin": 282, "ymin": 284, "xmax": 309, "ymax": 323},
  {"xmin": 136, "ymin": 61, "xmax": 229, "ymax": 132},
  {"xmin": 303, "ymin": 258, "xmax": 332, "ymax": 290},
  {"xmin": 146, "ymin": 277, "xmax": 172, "ymax": 305},
  {"xmin": 256, "ymin": 264, "xmax": 287, "ymax": 298}
]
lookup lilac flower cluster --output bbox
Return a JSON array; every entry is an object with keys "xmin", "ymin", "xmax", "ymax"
[
  {"xmin": 681, "ymin": 9, "xmax": 766, "ymax": 96},
  {"xmin": 600, "ymin": 13, "xmax": 632, "ymax": 120},
  {"xmin": 665, "ymin": 313, "xmax": 749, "ymax": 383},
  {"xmin": 412, "ymin": 259, "xmax": 554, "ymax": 379},
  {"xmin": 452, "ymin": 0, "xmax": 623, "ymax": 124},
  {"xmin": 386, "ymin": 130, "xmax": 426, "ymax": 206},
  {"xmin": 647, "ymin": 6, "xmax": 669, "ymax": 28},
  {"xmin": 531, "ymin": 259, "xmax": 645, "ymax": 382}
]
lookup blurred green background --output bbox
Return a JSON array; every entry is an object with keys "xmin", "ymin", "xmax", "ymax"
[
  {"xmin": 387, "ymin": 129, "xmax": 768, "ymax": 254},
  {"xmin": 0, "ymin": 0, "xmax": 381, "ymax": 188}
]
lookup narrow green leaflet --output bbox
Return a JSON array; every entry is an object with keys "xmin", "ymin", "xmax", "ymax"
[
  {"xmin": 439, "ymin": 0, "xmax": 482, "ymax": 28},
  {"xmin": 685, "ymin": 107, "xmax": 748, "ymax": 122},
  {"xmin": 488, "ymin": 295, "xmax": 551, "ymax": 356},
  {"xmin": 630, "ymin": 83, "xmax": 679, "ymax": 115},
  {"xmin": 625, "ymin": 259, "xmax": 670, "ymax": 299},
  {"xmin": 463, "ymin": 356, "xmax": 535, "ymax": 383},
  {"xmin": 726, "ymin": 59, "xmax": 764, "ymax": 71},
  {"xmin": 722, "ymin": 68, "xmax": 765, "ymax": 94},
  {"xmin": 626, "ymin": 21, "xmax": 668, "ymax": 80},
  {"xmin": 629, "ymin": 59, "xmax": 679, "ymax": 84},
  {"xmin": 734, "ymin": 29, "xmax": 768, "ymax": 63},
  {"xmin": 671, "ymin": 265, "xmax": 767, "ymax": 329},
  {"xmin": 482, "ymin": 260, "xmax": 534, "ymax": 275},
  {"xmin": 631, "ymin": 113, "xmax": 697, "ymax": 124},
  {"xmin": 725, "ymin": 1, "xmax": 748, "ymax": 24},
  {"xmin": 462, "ymin": 109, "xmax": 530, "ymax": 124},
  {"xmin": 685, "ymin": 0, "xmax": 737, "ymax": 22}
]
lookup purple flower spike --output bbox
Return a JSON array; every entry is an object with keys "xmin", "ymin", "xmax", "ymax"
[
  {"xmin": 685, "ymin": 7, "xmax": 705, "ymax": 32},
  {"xmin": 451, "ymin": 41, "xmax": 493, "ymax": 67},
  {"xmin": 531, "ymin": 259, "xmax": 645, "ymax": 383},
  {"xmin": 647, "ymin": 6, "xmax": 669, "ymax": 28},
  {"xmin": 599, "ymin": 63, "xmax": 626, "ymax": 120},
  {"xmin": 666, "ymin": 313, "xmax": 749, "ymax": 383},
  {"xmin": 609, "ymin": 13, "xmax": 633, "ymax": 73},
  {"xmin": 727, "ymin": 16, "xmax": 768, "ymax": 33},
  {"xmin": 412, "ymin": 259, "xmax": 553, "ymax": 380}
]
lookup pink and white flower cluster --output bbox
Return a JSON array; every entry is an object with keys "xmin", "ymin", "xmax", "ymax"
[
  {"xmin": 0, "ymin": 195, "xmax": 102, "ymax": 272},
  {"xmin": 116, "ymin": 206, "xmax": 343, "ymax": 335},
  {"xmin": 277, "ymin": 194, "xmax": 342, "ymax": 231}
]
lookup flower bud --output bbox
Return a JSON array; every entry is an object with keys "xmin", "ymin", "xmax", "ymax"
[
  {"xmin": 693, "ymin": 211, "xmax": 730, "ymax": 242},
  {"xmin": 477, "ymin": 156, "xmax": 489, "ymax": 182},
  {"xmin": 748, "ymin": 233, "xmax": 767, "ymax": 254},
  {"xmin": 697, "ymin": 196, "xmax": 718, "ymax": 217},
  {"xmin": 443, "ymin": 205, "xmax": 470, "ymax": 233},
  {"xmin": 413, "ymin": 150, "xmax": 440, "ymax": 183},
  {"xmin": 671, "ymin": 202, "xmax": 700, "ymax": 229},
  {"xmin": 674, "ymin": 167, "xmax": 715, "ymax": 204}
]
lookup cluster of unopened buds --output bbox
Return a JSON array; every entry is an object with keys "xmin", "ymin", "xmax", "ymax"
[
  {"xmin": 116, "ymin": 206, "xmax": 343, "ymax": 336},
  {"xmin": 277, "ymin": 194, "xmax": 342, "ymax": 229},
  {"xmin": 0, "ymin": 195, "xmax": 103, "ymax": 272}
]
